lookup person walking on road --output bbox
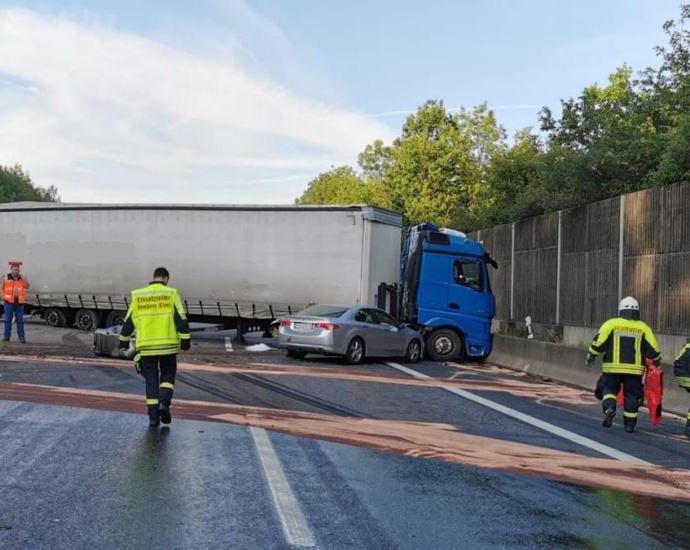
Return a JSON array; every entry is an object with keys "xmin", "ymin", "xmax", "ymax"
[
  {"xmin": 3, "ymin": 261, "xmax": 30, "ymax": 343},
  {"xmin": 119, "ymin": 267, "xmax": 191, "ymax": 427},
  {"xmin": 586, "ymin": 296, "xmax": 661, "ymax": 433},
  {"xmin": 672, "ymin": 340, "xmax": 690, "ymax": 439}
]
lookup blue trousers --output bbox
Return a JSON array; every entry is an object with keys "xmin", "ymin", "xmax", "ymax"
[{"xmin": 3, "ymin": 301, "xmax": 25, "ymax": 341}]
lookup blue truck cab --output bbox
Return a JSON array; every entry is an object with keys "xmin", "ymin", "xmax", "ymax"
[{"xmin": 399, "ymin": 223, "xmax": 496, "ymax": 362}]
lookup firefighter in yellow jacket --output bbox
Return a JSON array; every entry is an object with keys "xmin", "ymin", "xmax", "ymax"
[
  {"xmin": 119, "ymin": 267, "xmax": 191, "ymax": 427},
  {"xmin": 672, "ymin": 340, "xmax": 690, "ymax": 439},
  {"xmin": 586, "ymin": 296, "xmax": 661, "ymax": 433}
]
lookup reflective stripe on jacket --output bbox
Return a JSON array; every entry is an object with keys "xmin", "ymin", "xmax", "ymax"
[
  {"xmin": 673, "ymin": 342, "xmax": 690, "ymax": 389},
  {"xmin": 2, "ymin": 275, "xmax": 27, "ymax": 304},
  {"xmin": 118, "ymin": 282, "xmax": 190, "ymax": 357},
  {"xmin": 588, "ymin": 317, "xmax": 661, "ymax": 376}
]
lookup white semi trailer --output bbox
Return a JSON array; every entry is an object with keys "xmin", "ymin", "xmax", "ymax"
[{"xmin": 0, "ymin": 203, "xmax": 403, "ymax": 338}]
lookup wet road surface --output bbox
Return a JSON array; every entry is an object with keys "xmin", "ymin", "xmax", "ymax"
[{"xmin": 2, "ymin": 349, "xmax": 690, "ymax": 549}]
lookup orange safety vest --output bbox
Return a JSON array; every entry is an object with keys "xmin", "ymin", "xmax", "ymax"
[{"xmin": 3, "ymin": 275, "xmax": 27, "ymax": 304}]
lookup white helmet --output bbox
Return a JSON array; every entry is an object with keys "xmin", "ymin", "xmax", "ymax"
[{"xmin": 619, "ymin": 296, "xmax": 639, "ymax": 311}]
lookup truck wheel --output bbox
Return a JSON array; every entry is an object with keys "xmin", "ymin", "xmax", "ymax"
[
  {"xmin": 425, "ymin": 329, "xmax": 463, "ymax": 362},
  {"xmin": 345, "ymin": 337, "xmax": 366, "ymax": 365},
  {"xmin": 404, "ymin": 339, "xmax": 422, "ymax": 363},
  {"xmin": 105, "ymin": 310, "xmax": 126, "ymax": 327},
  {"xmin": 75, "ymin": 309, "xmax": 101, "ymax": 331},
  {"xmin": 286, "ymin": 349, "xmax": 307, "ymax": 360},
  {"xmin": 45, "ymin": 308, "xmax": 67, "ymax": 328}
]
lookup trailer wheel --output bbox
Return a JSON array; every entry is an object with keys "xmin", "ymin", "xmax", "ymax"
[
  {"xmin": 345, "ymin": 337, "xmax": 366, "ymax": 365},
  {"xmin": 425, "ymin": 329, "xmax": 463, "ymax": 362},
  {"xmin": 44, "ymin": 308, "xmax": 67, "ymax": 328},
  {"xmin": 105, "ymin": 310, "xmax": 126, "ymax": 327},
  {"xmin": 75, "ymin": 309, "xmax": 101, "ymax": 331}
]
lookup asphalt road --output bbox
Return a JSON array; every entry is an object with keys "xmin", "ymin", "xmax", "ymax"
[{"xmin": 2, "ymin": 342, "xmax": 690, "ymax": 549}]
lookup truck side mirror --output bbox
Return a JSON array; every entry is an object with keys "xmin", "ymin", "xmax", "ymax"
[{"xmin": 484, "ymin": 252, "xmax": 498, "ymax": 269}]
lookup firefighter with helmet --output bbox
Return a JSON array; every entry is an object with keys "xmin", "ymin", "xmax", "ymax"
[{"xmin": 586, "ymin": 296, "xmax": 661, "ymax": 433}]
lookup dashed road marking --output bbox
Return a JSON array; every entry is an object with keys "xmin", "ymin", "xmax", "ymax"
[{"xmin": 250, "ymin": 427, "xmax": 316, "ymax": 548}]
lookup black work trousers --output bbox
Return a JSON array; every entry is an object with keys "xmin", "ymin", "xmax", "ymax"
[
  {"xmin": 141, "ymin": 354, "xmax": 178, "ymax": 416},
  {"xmin": 601, "ymin": 373, "xmax": 643, "ymax": 427}
]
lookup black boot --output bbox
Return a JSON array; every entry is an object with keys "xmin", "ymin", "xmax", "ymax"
[
  {"xmin": 159, "ymin": 401, "xmax": 172, "ymax": 425},
  {"xmin": 602, "ymin": 408, "xmax": 616, "ymax": 428},
  {"xmin": 684, "ymin": 423, "xmax": 690, "ymax": 440},
  {"xmin": 624, "ymin": 419, "xmax": 636, "ymax": 433},
  {"xmin": 148, "ymin": 405, "xmax": 160, "ymax": 427}
]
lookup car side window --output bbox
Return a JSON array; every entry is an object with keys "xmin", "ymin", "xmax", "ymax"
[
  {"xmin": 453, "ymin": 259, "xmax": 484, "ymax": 291},
  {"xmin": 373, "ymin": 310, "xmax": 399, "ymax": 328},
  {"xmin": 355, "ymin": 309, "xmax": 378, "ymax": 324}
]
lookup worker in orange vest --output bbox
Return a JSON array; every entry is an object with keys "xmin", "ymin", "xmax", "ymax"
[{"xmin": 3, "ymin": 262, "xmax": 30, "ymax": 343}]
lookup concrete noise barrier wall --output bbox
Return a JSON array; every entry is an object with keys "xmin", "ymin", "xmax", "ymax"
[{"xmin": 490, "ymin": 335, "xmax": 690, "ymax": 418}]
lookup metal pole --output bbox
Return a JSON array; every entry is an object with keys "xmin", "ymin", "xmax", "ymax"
[
  {"xmin": 510, "ymin": 222, "xmax": 515, "ymax": 320},
  {"xmin": 556, "ymin": 210, "xmax": 562, "ymax": 325},
  {"xmin": 618, "ymin": 195, "xmax": 625, "ymax": 301}
]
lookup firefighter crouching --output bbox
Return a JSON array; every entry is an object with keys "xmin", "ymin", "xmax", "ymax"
[
  {"xmin": 119, "ymin": 267, "xmax": 191, "ymax": 427},
  {"xmin": 673, "ymin": 340, "xmax": 690, "ymax": 439},
  {"xmin": 586, "ymin": 296, "xmax": 662, "ymax": 433}
]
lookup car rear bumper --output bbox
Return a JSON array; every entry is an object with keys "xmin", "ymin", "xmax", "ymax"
[
  {"xmin": 279, "ymin": 332, "xmax": 345, "ymax": 356},
  {"xmin": 280, "ymin": 342, "xmax": 345, "ymax": 355}
]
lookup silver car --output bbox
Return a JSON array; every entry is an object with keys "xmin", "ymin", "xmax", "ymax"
[{"xmin": 278, "ymin": 304, "xmax": 423, "ymax": 364}]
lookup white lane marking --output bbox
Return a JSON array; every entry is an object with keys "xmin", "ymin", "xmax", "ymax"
[
  {"xmin": 250, "ymin": 427, "xmax": 316, "ymax": 548},
  {"xmin": 224, "ymin": 337, "xmax": 234, "ymax": 352},
  {"xmin": 385, "ymin": 361, "xmax": 651, "ymax": 465}
]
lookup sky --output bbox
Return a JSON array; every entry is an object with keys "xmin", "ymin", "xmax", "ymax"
[{"xmin": 0, "ymin": 1, "xmax": 683, "ymax": 204}]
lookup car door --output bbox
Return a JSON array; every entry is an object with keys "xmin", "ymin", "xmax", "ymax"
[
  {"xmin": 372, "ymin": 309, "xmax": 407, "ymax": 355},
  {"xmin": 353, "ymin": 308, "xmax": 384, "ymax": 356},
  {"xmin": 447, "ymin": 257, "xmax": 494, "ymax": 340}
]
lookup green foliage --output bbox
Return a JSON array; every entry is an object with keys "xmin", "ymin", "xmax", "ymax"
[
  {"xmin": 0, "ymin": 164, "xmax": 59, "ymax": 203},
  {"xmin": 296, "ymin": 4, "xmax": 690, "ymax": 232},
  {"xmin": 295, "ymin": 165, "xmax": 390, "ymax": 207}
]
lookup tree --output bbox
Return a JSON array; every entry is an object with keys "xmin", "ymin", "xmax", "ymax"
[
  {"xmin": 295, "ymin": 165, "xmax": 389, "ymax": 207},
  {"xmin": 358, "ymin": 139, "xmax": 391, "ymax": 181},
  {"xmin": 383, "ymin": 100, "xmax": 479, "ymax": 227},
  {"xmin": 451, "ymin": 103, "xmax": 508, "ymax": 229},
  {"xmin": 0, "ymin": 164, "xmax": 59, "ymax": 203},
  {"xmin": 479, "ymin": 128, "xmax": 544, "ymax": 225}
]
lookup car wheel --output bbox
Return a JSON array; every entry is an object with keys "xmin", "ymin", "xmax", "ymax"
[
  {"xmin": 286, "ymin": 349, "xmax": 307, "ymax": 360},
  {"xmin": 425, "ymin": 328, "xmax": 463, "ymax": 362},
  {"xmin": 345, "ymin": 337, "xmax": 366, "ymax": 365},
  {"xmin": 404, "ymin": 339, "xmax": 422, "ymax": 363}
]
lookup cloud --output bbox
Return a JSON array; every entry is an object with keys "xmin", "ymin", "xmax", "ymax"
[{"xmin": 0, "ymin": 7, "xmax": 395, "ymax": 203}]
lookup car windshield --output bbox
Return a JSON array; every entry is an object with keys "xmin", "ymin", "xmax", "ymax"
[{"xmin": 296, "ymin": 305, "xmax": 349, "ymax": 318}]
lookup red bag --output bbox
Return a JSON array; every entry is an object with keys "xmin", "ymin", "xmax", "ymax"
[
  {"xmin": 614, "ymin": 358, "xmax": 663, "ymax": 425},
  {"xmin": 616, "ymin": 386, "xmax": 624, "ymax": 406},
  {"xmin": 643, "ymin": 358, "xmax": 664, "ymax": 425}
]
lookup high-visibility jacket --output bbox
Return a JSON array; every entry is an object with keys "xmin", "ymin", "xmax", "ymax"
[
  {"xmin": 3, "ymin": 274, "xmax": 27, "ymax": 304},
  {"xmin": 118, "ymin": 282, "xmax": 190, "ymax": 357},
  {"xmin": 673, "ymin": 341, "xmax": 690, "ymax": 389},
  {"xmin": 588, "ymin": 317, "xmax": 661, "ymax": 376}
]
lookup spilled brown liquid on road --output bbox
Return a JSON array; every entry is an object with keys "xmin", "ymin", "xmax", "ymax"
[{"xmin": 1, "ymin": 379, "xmax": 690, "ymax": 503}]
